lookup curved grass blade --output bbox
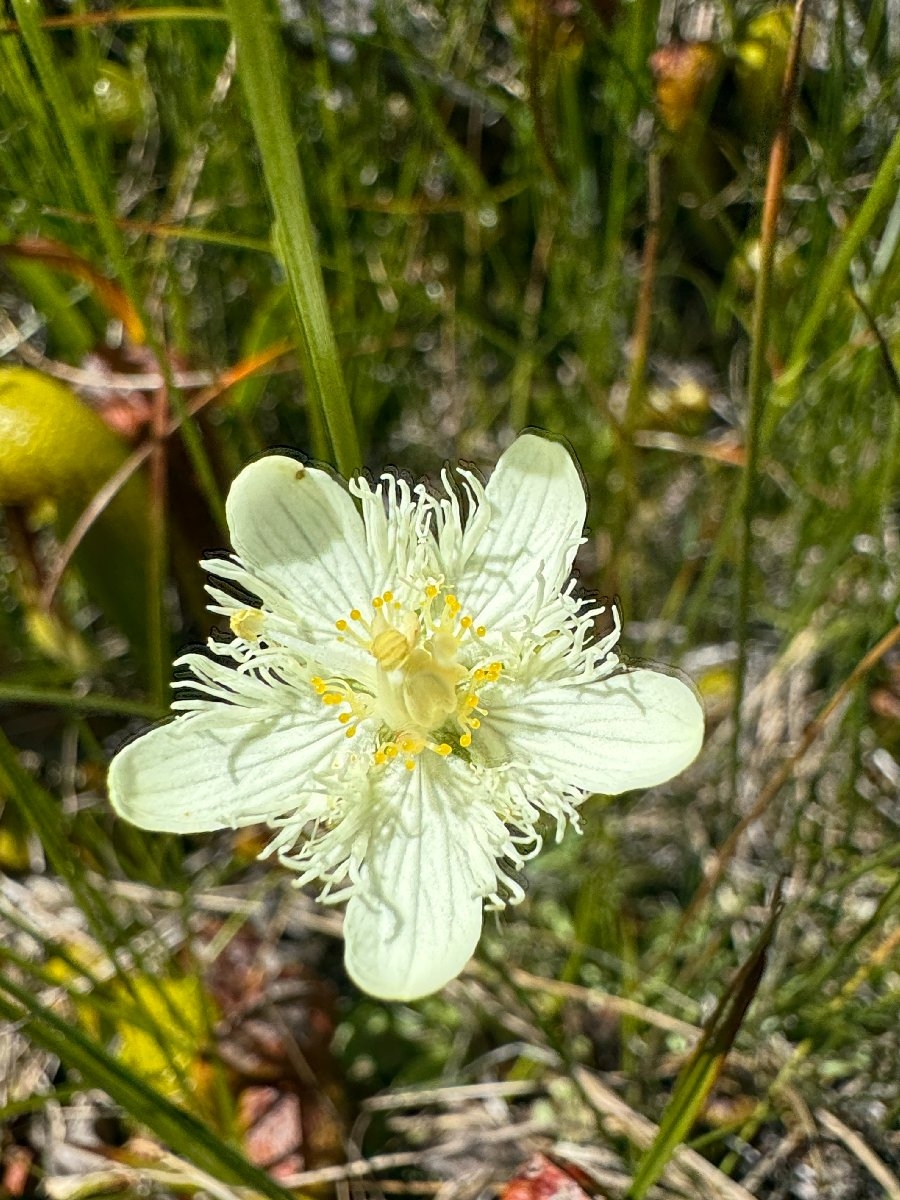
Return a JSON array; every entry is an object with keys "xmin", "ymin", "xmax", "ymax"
[{"xmin": 0, "ymin": 976, "xmax": 296, "ymax": 1200}]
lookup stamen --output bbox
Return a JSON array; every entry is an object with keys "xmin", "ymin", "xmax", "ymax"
[
  {"xmin": 328, "ymin": 591, "xmax": 495, "ymax": 766},
  {"xmin": 371, "ymin": 626, "xmax": 411, "ymax": 670},
  {"xmin": 230, "ymin": 608, "xmax": 265, "ymax": 641}
]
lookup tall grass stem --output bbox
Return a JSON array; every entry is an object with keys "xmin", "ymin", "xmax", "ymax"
[{"xmin": 224, "ymin": 0, "xmax": 361, "ymax": 477}]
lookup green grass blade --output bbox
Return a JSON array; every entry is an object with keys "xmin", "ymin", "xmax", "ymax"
[
  {"xmin": 771, "ymin": 122, "xmax": 900, "ymax": 420},
  {"xmin": 626, "ymin": 896, "xmax": 781, "ymax": 1200},
  {"xmin": 0, "ymin": 684, "xmax": 165, "ymax": 719},
  {"xmin": 0, "ymin": 728, "xmax": 119, "ymax": 939},
  {"xmin": 223, "ymin": 0, "xmax": 361, "ymax": 476},
  {"xmin": 9, "ymin": 0, "xmax": 138, "ymax": 302},
  {"xmin": 0, "ymin": 975, "xmax": 295, "ymax": 1200},
  {"xmin": 10, "ymin": 0, "xmax": 230, "ymax": 706}
]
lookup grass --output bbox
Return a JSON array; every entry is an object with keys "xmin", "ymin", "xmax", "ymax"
[{"xmin": 1, "ymin": 0, "xmax": 899, "ymax": 1197}]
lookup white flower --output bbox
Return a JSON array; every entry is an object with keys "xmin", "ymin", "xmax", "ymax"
[{"xmin": 108, "ymin": 433, "xmax": 703, "ymax": 1001}]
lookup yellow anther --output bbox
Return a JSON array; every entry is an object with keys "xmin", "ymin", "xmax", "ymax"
[
  {"xmin": 322, "ymin": 693, "xmax": 344, "ymax": 706},
  {"xmin": 459, "ymin": 732, "xmax": 472, "ymax": 748},
  {"xmin": 350, "ymin": 609, "xmax": 362, "ymax": 621},
  {"xmin": 372, "ymin": 596, "xmax": 384, "ymax": 609},
  {"xmin": 310, "ymin": 676, "xmax": 325, "ymax": 693},
  {"xmin": 405, "ymin": 759, "xmax": 416, "ymax": 771},
  {"xmin": 345, "ymin": 726, "xmax": 357, "ymax": 738},
  {"xmin": 335, "ymin": 618, "xmax": 348, "ymax": 631},
  {"xmin": 469, "ymin": 718, "xmax": 481, "ymax": 729},
  {"xmin": 465, "ymin": 694, "xmax": 479, "ymax": 709},
  {"xmin": 230, "ymin": 608, "xmax": 265, "ymax": 641},
  {"xmin": 383, "ymin": 591, "xmax": 394, "ymax": 602},
  {"xmin": 339, "ymin": 712, "xmax": 351, "ymax": 724},
  {"xmin": 371, "ymin": 627, "xmax": 410, "ymax": 670},
  {"xmin": 435, "ymin": 743, "xmax": 452, "ymax": 757},
  {"xmin": 460, "ymin": 615, "xmax": 472, "ymax": 629},
  {"xmin": 385, "ymin": 744, "xmax": 399, "ymax": 759},
  {"xmin": 374, "ymin": 749, "xmax": 387, "ymax": 765},
  {"xmin": 475, "ymin": 626, "xmax": 486, "ymax": 637},
  {"xmin": 425, "ymin": 584, "xmax": 439, "ymax": 599}
]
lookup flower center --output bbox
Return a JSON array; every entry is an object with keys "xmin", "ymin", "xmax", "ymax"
[{"xmin": 316, "ymin": 588, "xmax": 500, "ymax": 769}]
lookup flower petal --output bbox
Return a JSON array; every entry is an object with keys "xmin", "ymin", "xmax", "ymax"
[
  {"xmin": 452, "ymin": 433, "xmax": 587, "ymax": 630},
  {"xmin": 225, "ymin": 455, "xmax": 374, "ymax": 629},
  {"xmin": 478, "ymin": 667, "xmax": 704, "ymax": 795},
  {"xmin": 108, "ymin": 704, "xmax": 345, "ymax": 833},
  {"xmin": 343, "ymin": 756, "xmax": 496, "ymax": 1001}
]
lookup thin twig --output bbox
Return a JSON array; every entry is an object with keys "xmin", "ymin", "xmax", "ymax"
[
  {"xmin": 626, "ymin": 150, "xmax": 662, "ymax": 419},
  {"xmin": 730, "ymin": 0, "xmax": 809, "ymax": 803},
  {"xmin": 362, "ymin": 1079, "xmax": 541, "ymax": 1112},
  {"xmin": 277, "ymin": 1119, "xmax": 550, "ymax": 1189},
  {"xmin": 146, "ymin": 361, "xmax": 170, "ymax": 707},
  {"xmin": 675, "ymin": 620, "xmax": 900, "ymax": 941},
  {"xmin": 817, "ymin": 1110, "xmax": 900, "ymax": 1200},
  {"xmin": 574, "ymin": 1068, "xmax": 756, "ymax": 1200},
  {"xmin": 0, "ymin": 7, "xmax": 226, "ymax": 34},
  {"xmin": 510, "ymin": 968, "xmax": 700, "ymax": 1041},
  {"xmin": 849, "ymin": 283, "xmax": 900, "ymax": 399},
  {"xmin": 39, "ymin": 340, "xmax": 294, "ymax": 610}
]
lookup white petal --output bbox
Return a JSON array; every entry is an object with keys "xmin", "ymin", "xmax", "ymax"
[
  {"xmin": 478, "ymin": 667, "xmax": 704, "ymax": 795},
  {"xmin": 343, "ymin": 756, "xmax": 496, "ymax": 1001},
  {"xmin": 452, "ymin": 433, "xmax": 586, "ymax": 630},
  {"xmin": 108, "ymin": 704, "xmax": 346, "ymax": 833},
  {"xmin": 225, "ymin": 455, "xmax": 374, "ymax": 631}
]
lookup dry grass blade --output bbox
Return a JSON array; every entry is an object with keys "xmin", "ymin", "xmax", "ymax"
[
  {"xmin": 731, "ymin": 0, "xmax": 809, "ymax": 801},
  {"xmin": 510, "ymin": 968, "xmax": 701, "ymax": 1042},
  {"xmin": 675, "ymin": 620, "xmax": 900, "ymax": 942},
  {"xmin": 816, "ymin": 1110, "xmax": 900, "ymax": 1200},
  {"xmin": 573, "ymin": 1068, "xmax": 755, "ymax": 1200},
  {"xmin": 0, "ymin": 236, "xmax": 145, "ymax": 341}
]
